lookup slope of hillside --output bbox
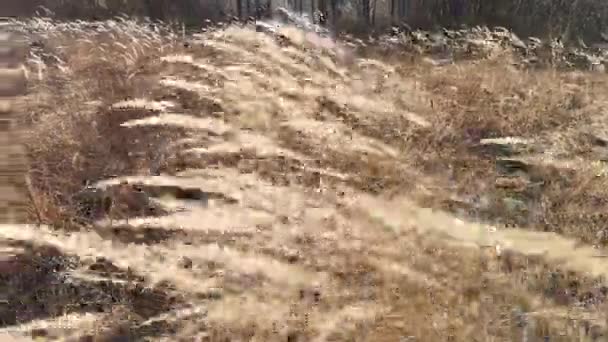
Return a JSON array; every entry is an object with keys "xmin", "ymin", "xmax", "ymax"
[{"xmin": 3, "ymin": 16, "xmax": 608, "ymax": 341}]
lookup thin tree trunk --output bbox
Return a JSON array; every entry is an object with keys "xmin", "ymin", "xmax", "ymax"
[
  {"xmin": 267, "ymin": 0, "xmax": 273, "ymax": 18},
  {"xmin": 319, "ymin": 0, "xmax": 328, "ymax": 25},
  {"xmin": 236, "ymin": 0, "xmax": 242, "ymax": 18},
  {"xmin": 361, "ymin": 0, "xmax": 370, "ymax": 25},
  {"xmin": 371, "ymin": 0, "xmax": 377, "ymax": 26}
]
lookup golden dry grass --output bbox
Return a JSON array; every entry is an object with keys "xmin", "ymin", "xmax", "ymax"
[{"xmin": 3, "ymin": 16, "xmax": 608, "ymax": 341}]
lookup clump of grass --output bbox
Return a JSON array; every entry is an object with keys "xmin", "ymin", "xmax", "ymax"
[
  {"xmin": 399, "ymin": 56, "xmax": 608, "ymax": 244},
  {"xmin": 21, "ymin": 17, "xmax": 182, "ymax": 226},
  {"xmin": 419, "ymin": 62, "xmax": 590, "ymax": 143}
]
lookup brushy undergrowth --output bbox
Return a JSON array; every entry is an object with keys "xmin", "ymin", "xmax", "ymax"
[
  {"xmin": 19, "ymin": 14, "xmax": 608, "ymax": 244},
  {"xmin": 8, "ymin": 15, "xmax": 608, "ymax": 340},
  {"xmin": 20, "ymin": 17, "xmax": 182, "ymax": 226}
]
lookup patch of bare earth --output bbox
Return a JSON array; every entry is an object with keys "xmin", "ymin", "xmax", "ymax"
[{"xmin": 3, "ymin": 17, "xmax": 608, "ymax": 341}]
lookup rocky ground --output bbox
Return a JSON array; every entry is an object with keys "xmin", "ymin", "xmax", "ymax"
[{"xmin": 2, "ymin": 14, "xmax": 608, "ymax": 341}]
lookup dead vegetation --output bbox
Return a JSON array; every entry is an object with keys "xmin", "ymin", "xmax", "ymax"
[{"xmin": 4, "ymin": 13, "xmax": 608, "ymax": 341}]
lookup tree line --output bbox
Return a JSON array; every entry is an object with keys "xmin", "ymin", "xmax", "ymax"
[{"xmin": 7, "ymin": 0, "xmax": 608, "ymax": 43}]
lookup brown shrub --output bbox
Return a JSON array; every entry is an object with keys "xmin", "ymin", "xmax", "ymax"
[{"xmin": 22, "ymin": 18, "xmax": 181, "ymax": 226}]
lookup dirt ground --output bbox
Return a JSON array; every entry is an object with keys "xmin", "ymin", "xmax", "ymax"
[{"xmin": 3, "ymin": 17, "xmax": 608, "ymax": 341}]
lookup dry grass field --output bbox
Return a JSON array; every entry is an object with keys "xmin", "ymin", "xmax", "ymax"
[{"xmin": 3, "ymin": 14, "xmax": 608, "ymax": 341}]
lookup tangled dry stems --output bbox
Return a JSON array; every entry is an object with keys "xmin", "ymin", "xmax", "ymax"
[
  {"xmin": 20, "ymin": 18, "xmax": 181, "ymax": 226},
  {"xmin": 4, "ymin": 15, "xmax": 608, "ymax": 341}
]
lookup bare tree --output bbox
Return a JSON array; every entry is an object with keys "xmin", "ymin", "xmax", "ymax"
[
  {"xmin": 330, "ymin": 0, "xmax": 338, "ymax": 26},
  {"xmin": 401, "ymin": 0, "xmax": 408, "ymax": 18},
  {"xmin": 237, "ymin": 0, "xmax": 242, "ymax": 18},
  {"xmin": 254, "ymin": 0, "xmax": 261, "ymax": 18},
  {"xmin": 360, "ymin": 0, "xmax": 370, "ymax": 25},
  {"xmin": 15, "ymin": 0, "xmax": 608, "ymax": 41},
  {"xmin": 267, "ymin": 0, "xmax": 273, "ymax": 18},
  {"xmin": 371, "ymin": 0, "xmax": 377, "ymax": 26},
  {"xmin": 318, "ymin": 0, "xmax": 329, "ymax": 25}
]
